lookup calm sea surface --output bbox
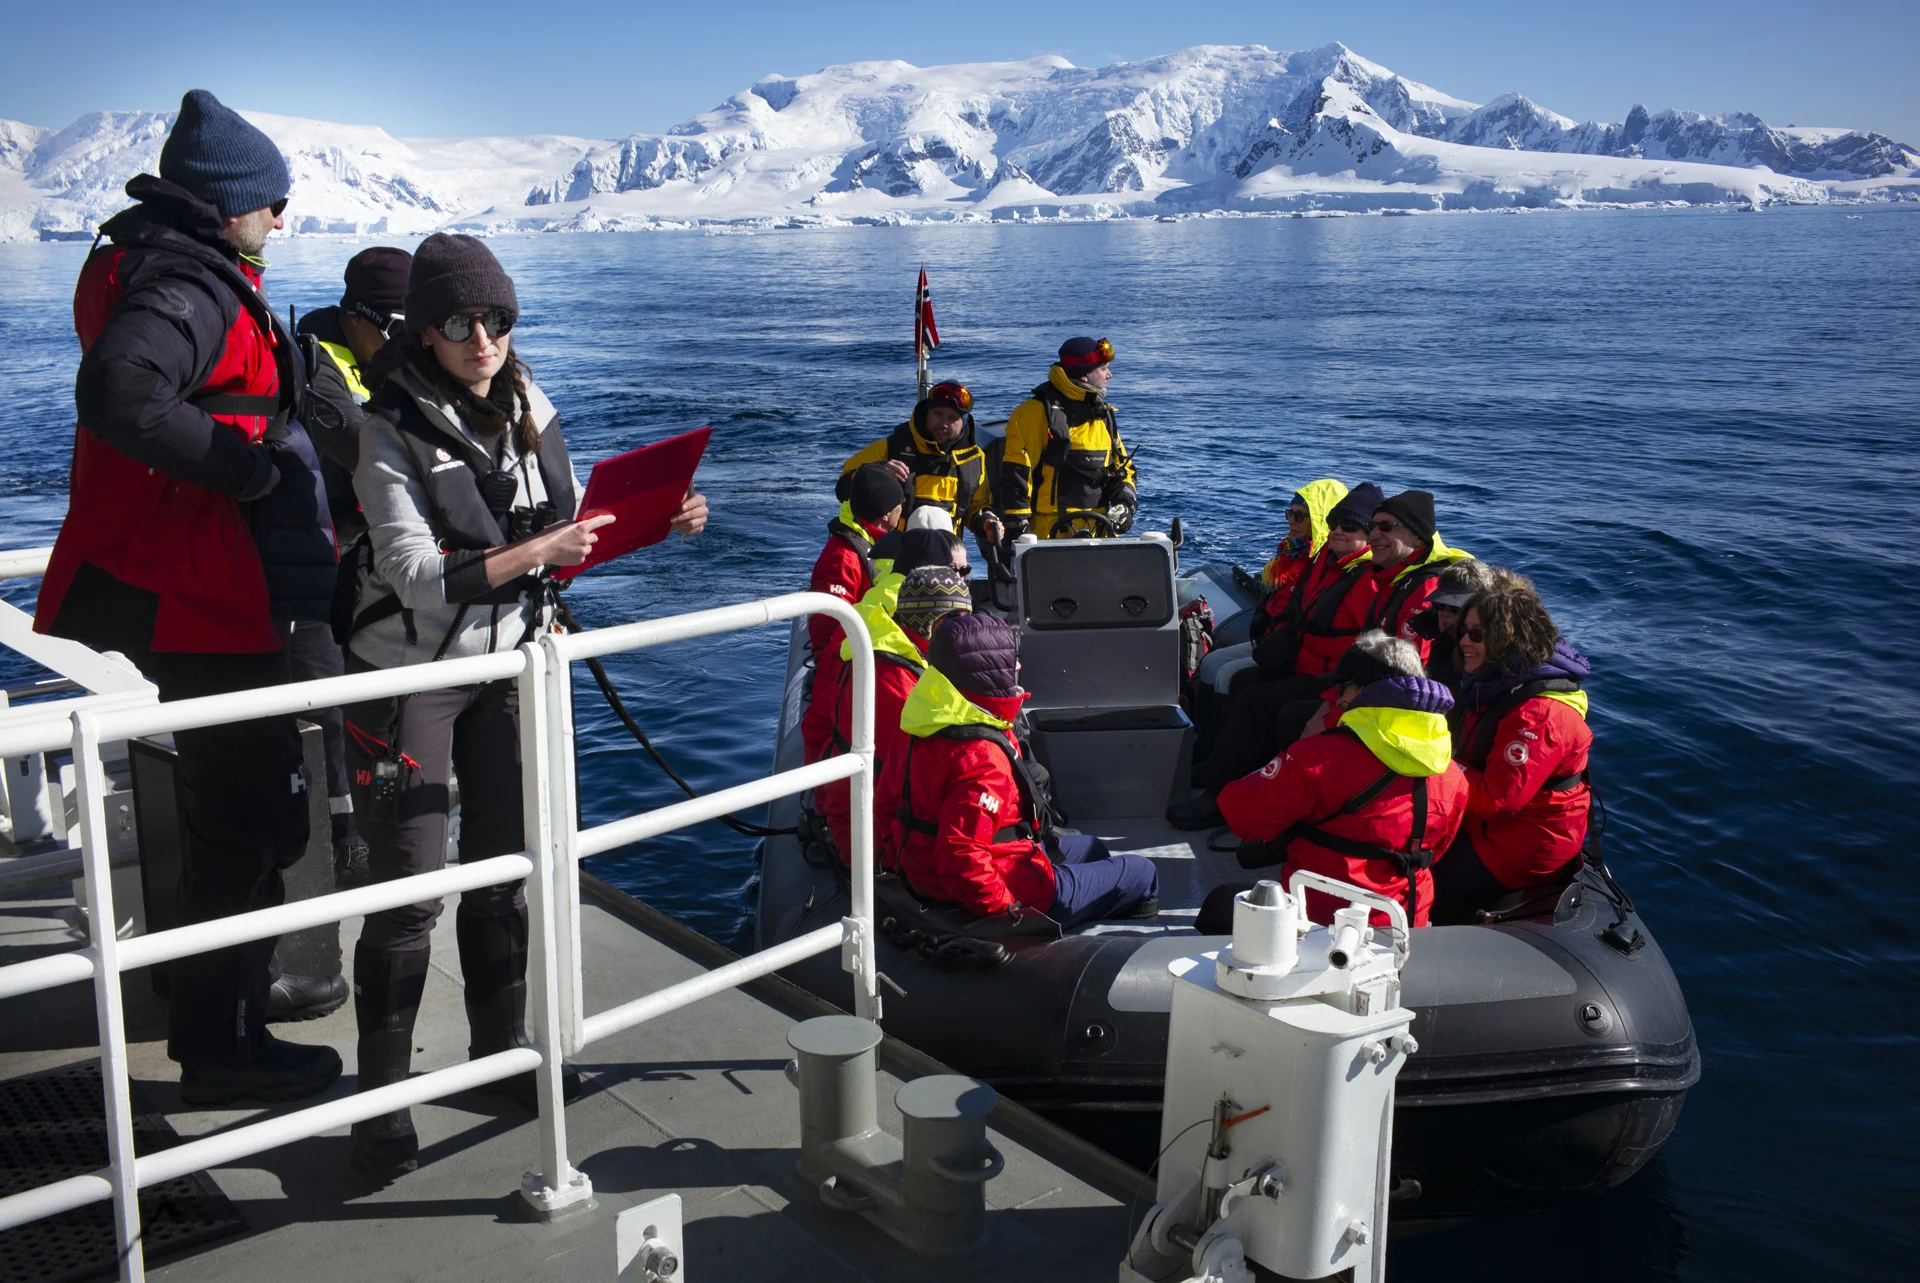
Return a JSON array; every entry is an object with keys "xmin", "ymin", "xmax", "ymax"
[{"xmin": 2, "ymin": 207, "xmax": 1916, "ymax": 1280}]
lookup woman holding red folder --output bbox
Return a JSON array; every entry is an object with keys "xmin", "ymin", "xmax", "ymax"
[{"xmin": 339, "ymin": 234, "xmax": 705, "ymax": 1180}]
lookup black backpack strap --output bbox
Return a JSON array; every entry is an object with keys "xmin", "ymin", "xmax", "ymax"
[{"xmin": 1281, "ymin": 765, "xmax": 1432, "ymax": 919}]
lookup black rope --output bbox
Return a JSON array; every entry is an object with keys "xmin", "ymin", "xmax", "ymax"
[{"xmin": 556, "ymin": 595, "xmax": 796, "ymax": 838}]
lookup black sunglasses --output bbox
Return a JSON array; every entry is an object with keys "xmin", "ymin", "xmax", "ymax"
[
  {"xmin": 1286, "ymin": 507, "xmax": 1309, "ymax": 522},
  {"xmin": 349, "ymin": 299, "xmax": 405, "ymax": 340},
  {"xmin": 436, "ymin": 308, "xmax": 515, "ymax": 342},
  {"xmin": 1462, "ymin": 625, "xmax": 1485, "ymax": 643},
  {"xmin": 270, "ymin": 198, "xmax": 288, "ymax": 217},
  {"xmin": 1332, "ymin": 520, "xmax": 1367, "ymax": 535},
  {"xmin": 1370, "ymin": 518, "xmax": 1406, "ymax": 534}
]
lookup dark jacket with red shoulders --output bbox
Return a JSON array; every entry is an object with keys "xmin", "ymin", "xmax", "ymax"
[
  {"xmin": 1451, "ymin": 642, "xmax": 1594, "ymax": 889},
  {"xmin": 888, "ymin": 672, "xmax": 1056, "ymax": 917},
  {"xmin": 1219, "ymin": 679, "xmax": 1468, "ymax": 926},
  {"xmin": 35, "ymin": 176, "xmax": 332, "ymax": 655}
]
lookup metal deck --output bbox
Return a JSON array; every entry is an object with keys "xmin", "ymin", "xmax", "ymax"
[{"xmin": 0, "ymin": 872, "xmax": 1138, "ymax": 1281}]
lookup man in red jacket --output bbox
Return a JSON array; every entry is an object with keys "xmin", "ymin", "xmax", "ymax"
[
  {"xmin": 818, "ymin": 565, "xmax": 973, "ymax": 864},
  {"xmin": 33, "ymin": 91, "xmax": 340, "ymax": 1104},
  {"xmin": 1216, "ymin": 634, "xmax": 1468, "ymax": 927},
  {"xmin": 801, "ymin": 463, "xmax": 905, "ymax": 765},
  {"xmin": 892, "ymin": 614, "xmax": 1157, "ymax": 925}
]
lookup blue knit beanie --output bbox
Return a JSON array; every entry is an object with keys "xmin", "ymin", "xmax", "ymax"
[{"xmin": 158, "ymin": 90, "xmax": 290, "ymax": 220}]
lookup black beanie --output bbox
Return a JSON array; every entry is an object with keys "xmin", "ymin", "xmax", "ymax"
[
  {"xmin": 342, "ymin": 247, "xmax": 412, "ymax": 316},
  {"xmin": 1375, "ymin": 490, "xmax": 1437, "ymax": 543},
  {"xmin": 847, "ymin": 463, "xmax": 906, "ymax": 523},
  {"xmin": 1327, "ymin": 482, "xmax": 1385, "ymax": 531},
  {"xmin": 404, "ymin": 233, "xmax": 519, "ymax": 339},
  {"xmin": 891, "ymin": 528, "xmax": 955, "ymax": 577},
  {"xmin": 928, "ymin": 613, "xmax": 1020, "ymax": 700},
  {"xmin": 1057, "ymin": 336, "xmax": 1110, "ymax": 378},
  {"xmin": 158, "ymin": 90, "xmax": 290, "ymax": 220}
]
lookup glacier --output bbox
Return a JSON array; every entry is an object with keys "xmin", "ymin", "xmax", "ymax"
[{"xmin": 3, "ymin": 43, "xmax": 1915, "ymax": 242}]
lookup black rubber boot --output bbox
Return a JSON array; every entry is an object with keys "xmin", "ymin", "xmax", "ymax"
[
  {"xmin": 456, "ymin": 900, "xmax": 580, "ymax": 1111},
  {"xmin": 266, "ymin": 952, "xmax": 350, "ymax": 1024},
  {"xmin": 349, "ymin": 944, "xmax": 428, "ymax": 1179}
]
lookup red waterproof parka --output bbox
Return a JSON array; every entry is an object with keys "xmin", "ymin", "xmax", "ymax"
[
  {"xmin": 1219, "ymin": 710, "xmax": 1468, "ymax": 926},
  {"xmin": 888, "ymin": 676, "xmax": 1056, "ymax": 917},
  {"xmin": 818, "ymin": 630, "xmax": 928, "ymax": 867},
  {"xmin": 37, "ymin": 185, "xmax": 295, "ymax": 654},
  {"xmin": 801, "ymin": 507, "xmax": 887, "ymax": 764},
  {"xmin": 1363, "ymin": 534, "xmax": 1470, "ymax": 665},
  {"xmin": 1455, "ymin": 694, "xmax": 1592, "ymax": 889}
]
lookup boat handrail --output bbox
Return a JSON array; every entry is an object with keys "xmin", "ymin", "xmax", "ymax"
[{"xmin": 0, "ymin": 582, "xmax": 880, "ymax": 1280}]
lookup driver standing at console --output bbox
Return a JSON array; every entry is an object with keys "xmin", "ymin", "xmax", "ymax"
[
  {"xmin": 838, "ymin": 379, "xmax": 1002, "ymax": 558},
  {"xmin": 998, "ymin": 337, "xmax": 1136, "ymax": 540}
]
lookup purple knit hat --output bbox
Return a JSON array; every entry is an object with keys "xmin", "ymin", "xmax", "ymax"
[
  {"xmin": 927, "ymin": 613, "xmax": 1019, "ymax": 699},
  {"xmin": 1351, "ymin": 674, "xmax": 1454, "ymax": 716}
]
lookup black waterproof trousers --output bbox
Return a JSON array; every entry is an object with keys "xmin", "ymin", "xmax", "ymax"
[
  {"xmin": 126, "ymin": 647, "xmax": 310, "ymax": 1066},
  {"xmin": 286, "ymin": 620, "xmax": 357, "ymax": 847},
  {"xmin": 341, "ymin": 664, "xmax": 528, "ymax": 957},
  {"xmin": 1196, "ymin": 674, "xmax": 1328, "ymax": 792}
]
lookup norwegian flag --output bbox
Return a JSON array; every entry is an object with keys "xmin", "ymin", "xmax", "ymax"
[{"xmin": 914, "ymin": 264, "xmax": 940, "ymax": 359}]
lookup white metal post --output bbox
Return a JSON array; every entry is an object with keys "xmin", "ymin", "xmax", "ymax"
[
  {"xmin": 515, "ymin": 644, "xmax": 592, "ymax": 1217},
  {"xmin": 539, "ymin": 634, "xmax": 587, "ymax": 1055},
  {"xmin": 72, "ymin": 710, "xmax": 144, "ymax": 1282},
  {"xmin": 841, "ymin": 620, "xmax": 880, "ymax": 1022}
]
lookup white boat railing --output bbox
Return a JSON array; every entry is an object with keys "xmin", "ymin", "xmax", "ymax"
[{"xmin": 0, "ymin": 547, "xmax": 878, "ymax": 1282}]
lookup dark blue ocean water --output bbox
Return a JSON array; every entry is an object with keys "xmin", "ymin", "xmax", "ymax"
[{"xmin": 2, "ymin": 207, "xmax": 1916, "ymax": 1280}]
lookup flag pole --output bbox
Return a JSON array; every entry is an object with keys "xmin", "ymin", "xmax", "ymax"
[{"xmin": 915, "ymin": 263, "xmax": 931, "ymax": 402}]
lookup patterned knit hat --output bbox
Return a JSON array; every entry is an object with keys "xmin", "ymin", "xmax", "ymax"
[
  {"xmin": 895, "ymin": 567, "xmax": 971, "ymax": 640},
  {"xmin": 158, "ymin": 90, "xmax": 290, "ymax": 220}
]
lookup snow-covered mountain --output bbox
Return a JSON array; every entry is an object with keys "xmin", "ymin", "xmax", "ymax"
[{"xmin": 3, "ymin": 43, "xmax": 1915, "ymax": 241}]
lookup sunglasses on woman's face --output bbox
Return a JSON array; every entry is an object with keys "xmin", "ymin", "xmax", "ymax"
[
  {"xmin": 1462, "ymin": 625, "xmax": 1486, "ymax": 644},
  {"xmin": 1286, "ymin": 508, "xmax": 1309, "ymax": 523},
  {"xmin": 436, "ymin": 308, "xmax": 515, "ymax": 343},
  {"xmin": 1332, "ymin": 520, "xmax": 1367, "ymax": 535}
]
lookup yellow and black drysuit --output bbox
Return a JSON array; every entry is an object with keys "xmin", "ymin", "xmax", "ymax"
[
  {"xmin": 998, "ymin": 365, "xmax": 1136, "ymax": 539},
  {"xmin": 837, "ymin": 405, "xmax": 992, "ymax": 537}
]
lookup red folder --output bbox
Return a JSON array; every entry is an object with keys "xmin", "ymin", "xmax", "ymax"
[{"xmin": 551, "ymin": 425, "xmax": 711, "ymax": 581}]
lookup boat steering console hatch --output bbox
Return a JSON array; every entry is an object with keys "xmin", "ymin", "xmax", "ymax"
[{"xmin": 756, "ymin": 527, "xmax": 1698, "ymax": 1220}]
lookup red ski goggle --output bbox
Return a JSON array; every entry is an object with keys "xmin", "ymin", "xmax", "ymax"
[{"xmin": 926, "ymin": 381, "xmax": 973, "ymax": 413}]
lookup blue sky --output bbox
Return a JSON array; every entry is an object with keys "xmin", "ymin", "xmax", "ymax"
[{"xmin": 3, "ymin": 1, "xmax": 1915, "ymax": 144}]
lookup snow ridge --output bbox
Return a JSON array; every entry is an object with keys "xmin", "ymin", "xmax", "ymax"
[{"xmin": 3, "ymin": 42, "xmax": 1915, "ymax": 241}]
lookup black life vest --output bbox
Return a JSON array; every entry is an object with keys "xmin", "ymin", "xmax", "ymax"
[
  {"xmin": 886, "ymin": 416, "xmax": 987, "ymax": 523},
  {"xmin": 334, "ymin": 384, "xmax": 576, "ymax": 648},
  {"xmin": 1238, "ymin": 726, "xmax": 1437, "ymax": 920},
  {"xmin": 1033, "ymin": 381, "xmax": 1124, "ymax": 518},
  {"xmin": 1457, "ymin": 678, "xmax": 1589, "ymax": 793}
]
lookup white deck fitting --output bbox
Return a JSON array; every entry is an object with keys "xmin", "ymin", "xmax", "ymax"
[{"xmin": 0, "ymin": 879, "xmax": 1134, "ymax": 1282}]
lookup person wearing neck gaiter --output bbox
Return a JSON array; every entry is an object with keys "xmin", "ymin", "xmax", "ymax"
[{"xmin": 340, "ymin": 233, "xmax": 708, "ymax": 1179}]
